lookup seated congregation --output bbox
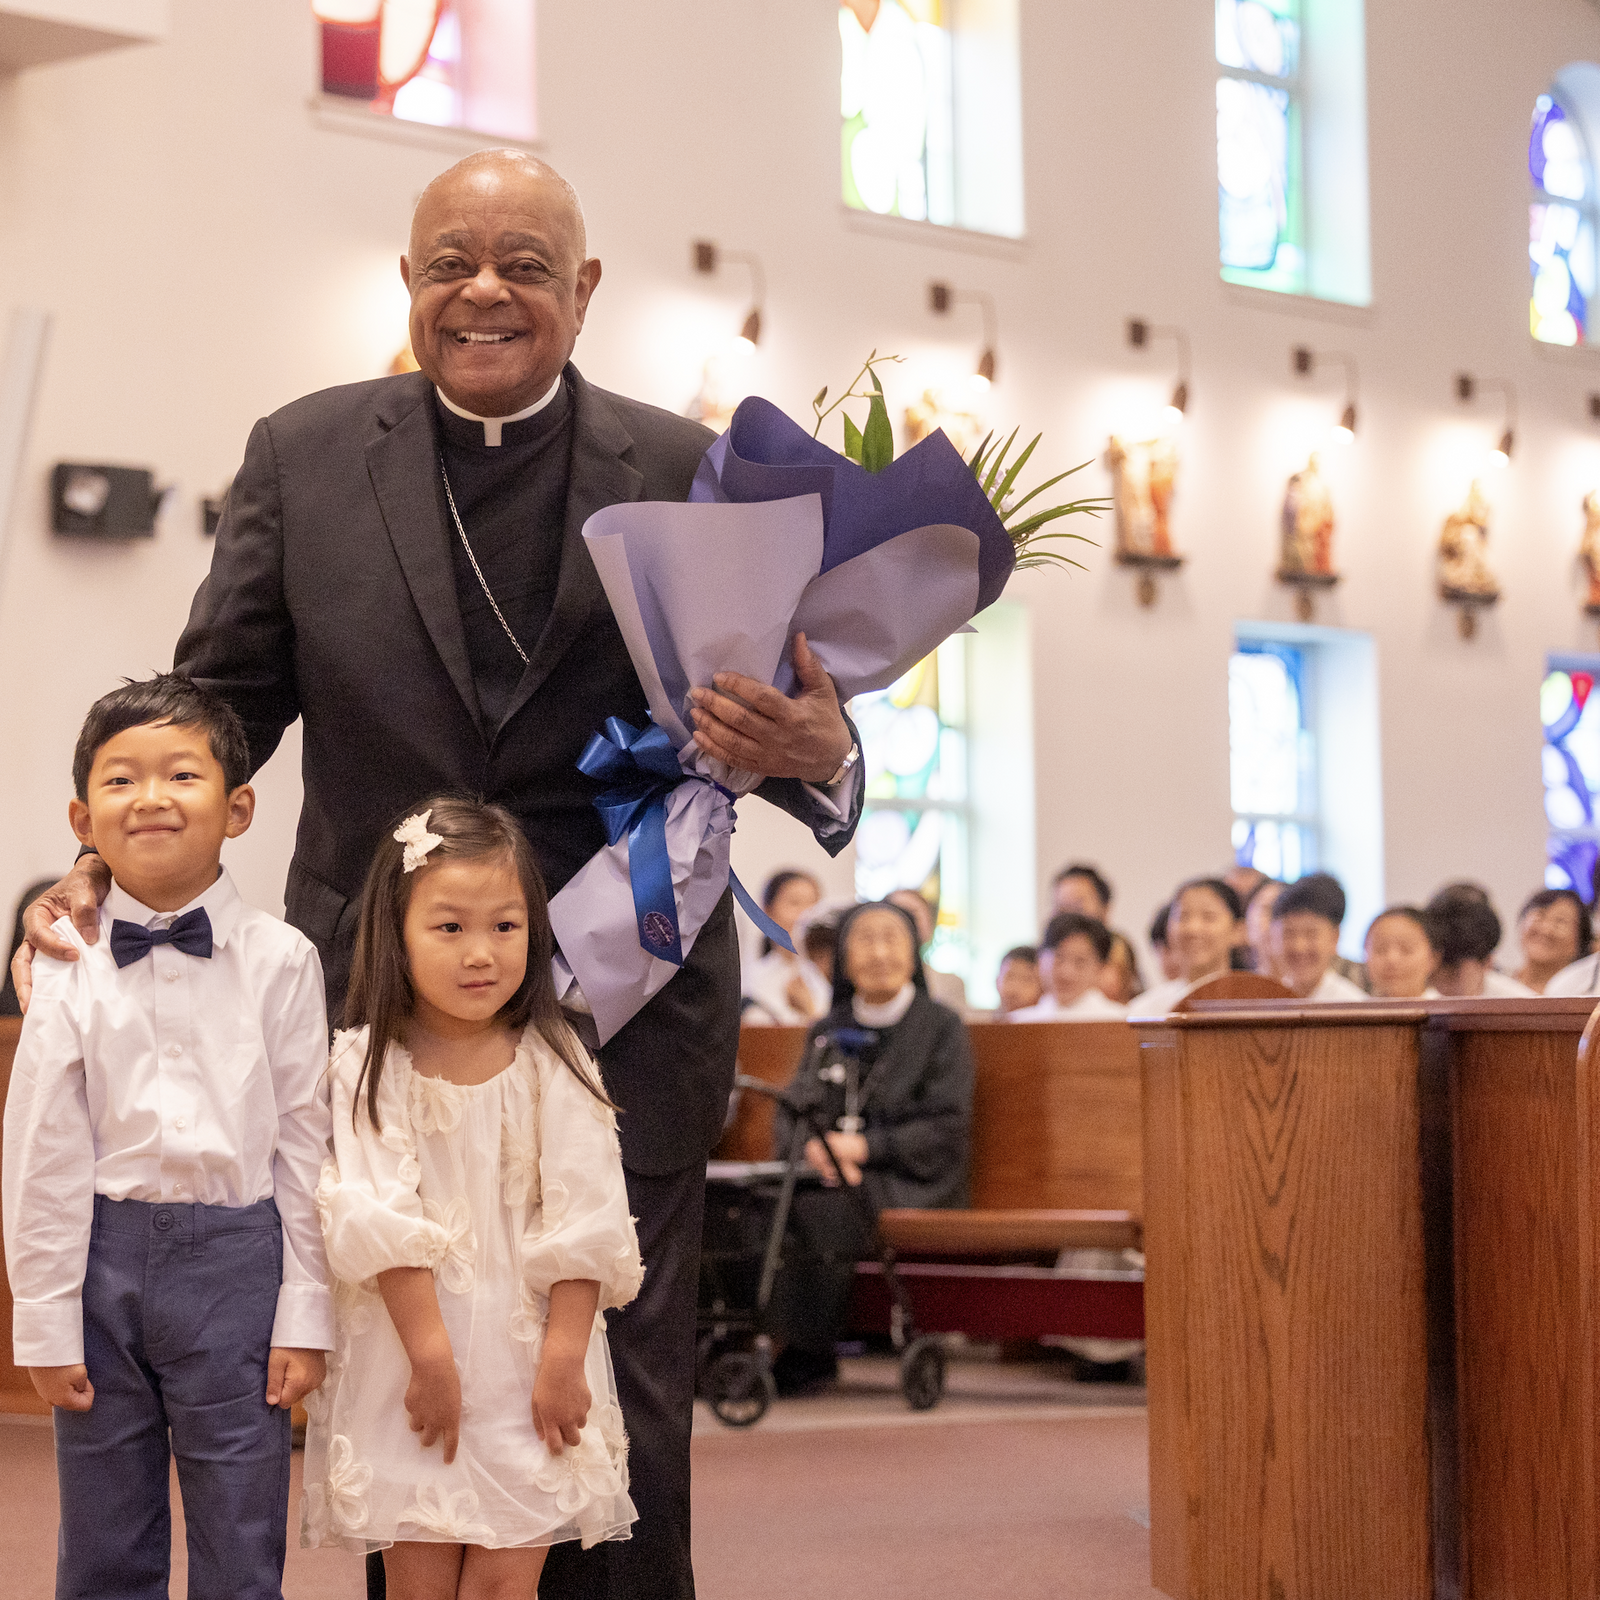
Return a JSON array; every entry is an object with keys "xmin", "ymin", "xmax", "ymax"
[{"xmin": 731, "ymin": 857, "xmax": 1596, "ymax": 1035}]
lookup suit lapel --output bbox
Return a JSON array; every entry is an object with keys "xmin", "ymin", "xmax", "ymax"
[
  {"xmin": 366, "ymin": 378, "xmax": 483, "ymax": 730},
  {"xmin": 496, "ymin": 367, "xmax": 644, "ymax": 732}
]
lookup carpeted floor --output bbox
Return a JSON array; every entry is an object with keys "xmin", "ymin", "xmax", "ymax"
[{"xmin": 0, "ymin": 1352, "xmax": 1158, "ymax": 1598}]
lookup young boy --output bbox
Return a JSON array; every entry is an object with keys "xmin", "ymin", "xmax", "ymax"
[
  {"xmin": 1009, "ymin": 912, "xmax": 1126, "ymax": 1020},
  {"xmin": 995, "ymin": 945, "xmax": 1043, "ymax": 1014},
  {"xmin": 3, "ymin": 674, "xmax": 334, "ymax": 1598},
  {"xmin": 1269, "ymin": 872, "xmax": 1368, "ymax": 1001}
]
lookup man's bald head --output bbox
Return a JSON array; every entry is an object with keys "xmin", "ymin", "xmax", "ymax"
[
  {"xmin": 401, "ymin": 150, "xmax": 601, "ymax": 416},
  {"xmin": 410, "ymin": 150, "xmax": 587, "ymax": 268}
]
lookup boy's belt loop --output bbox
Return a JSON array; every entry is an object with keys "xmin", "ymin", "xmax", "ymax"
[{"xmin": 191, "ymin": 1202, "xmax": 206, "ymax": 1257}]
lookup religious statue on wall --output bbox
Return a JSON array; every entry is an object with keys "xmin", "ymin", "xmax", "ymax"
[
  {"xmin": 904, "ymin": 388, "xmax": 987, "ymax": 459},
  {"xmin": 1108, "ymin": 433, "xmax": 1182, "ymax": 605},
  {"xmin": 1438, "ymin": 479, "xmax": 1500, "ymax": 637},
  {"xmin": 1276, "ymin": 451, "xmax": 1338, "ymax": 620},
  {"xmin": 1580, "ymin": 490, "xmax": 1600, "ymax": 618}
]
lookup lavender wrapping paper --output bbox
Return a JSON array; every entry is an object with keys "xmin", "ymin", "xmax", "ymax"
[{"xmin": 547, "ymin": 398, "xmax": 1015, "ymax": 1045}]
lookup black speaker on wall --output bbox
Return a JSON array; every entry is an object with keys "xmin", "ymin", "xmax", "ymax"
[{"xmin": 51, "ymin": 463, "xmax": 165, "ymax": 538}]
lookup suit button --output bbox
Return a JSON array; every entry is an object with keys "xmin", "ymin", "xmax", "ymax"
[{"xmin": 154, "ymin": 1211, "xmax": 174, "ymax": 1231}]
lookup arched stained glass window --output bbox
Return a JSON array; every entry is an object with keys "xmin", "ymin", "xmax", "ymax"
[
  {"xmin": 852, "ymin": 636, "xmax": 971, "ymax": 982},
  {"xmin": 1542, "ymin": 657, "xmax": 1600, "ymax": 898},
  {"xmin": 314, "ymin": 0, "xmax": 535, "ymax": 142},
  {"xmin": 1229, "ymin": 641, "xmax": 1318, "ymax": 880},
  {"xmin": 840, "ymin": 0, "xmax": 954, "ymax": 225},
  {"xmin": 1529, "ymin": 69, "xmax": 1600, "ymax": 347},
  {"xmin": 838, "ymin": 0, "xmax": 1022, "ymax": 239},
  {"xmin": 1216, "ymin": 0, "xmax": 1305, "ymax": 295}
]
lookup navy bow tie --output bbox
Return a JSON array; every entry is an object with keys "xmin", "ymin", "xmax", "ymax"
[{"xmin": 110, "ymin": 907, "xmax": 214, "ymax": 969}]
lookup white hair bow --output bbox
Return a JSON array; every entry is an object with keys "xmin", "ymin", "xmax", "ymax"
[{"xmin": 394, "ymin": 809, "xmax": 445, "ymax": 873}]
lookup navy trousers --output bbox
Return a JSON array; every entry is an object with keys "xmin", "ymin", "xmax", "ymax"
[{"xmin": 54, "ymin": 1195, "xmax": 290, "ymax": 1600}]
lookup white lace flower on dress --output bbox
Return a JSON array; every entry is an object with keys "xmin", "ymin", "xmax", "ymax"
[
  {"xmin": 423, "ymin": 1195, "xmax": 477, "ymax": 1294},
  {"xmin": 540, "ymin": 1177, "xmax": 570, "ymax": 1231},
  {"xmin": 611, "ymin": 1239, "xmax": 645, "ymax": 1304},
  {"xmin": 533, "ymin": 1435, "xmax": 622, "ymax": 1516},
  {"xmin": 378, "ymin": 1124, "xmax": 422, "ymax": 1187},
  {"xmin": 409, "ymin": 1072, "xmax": 465, "ymax": 1136},
  {"xmin": 401, "ymin": 1483, "xmax": 496, "ymax": 1542},
  {"xmin": 509, "ymin": 1284, "xmax": 548, "ymax": 1358},
  {"xmin": 301, "ymin": 1383, "xmax": 330, "ymax": 1427},
  {"xmin": 594, "ymin": 1400, "xmax": 631, "ymax": 1479},
  {"xmin": 325, "ymin": 1435, "xmax": 374, "ymax": 1533},
  {"xmin": 501, "ymin": 1111, "xmax": 540, "ymax": 1208},
  {"xmin": 394, "ymin": 809, "xmax": 445, "ymax": 873}
]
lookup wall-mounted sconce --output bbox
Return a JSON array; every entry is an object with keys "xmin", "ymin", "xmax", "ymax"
[
  {"xmin": 1455, "ymin": 373, "xmax": 1517, "ymax": 464},
  {"xmin": 692, "ymin": 240, "xmax": 765, "ymax": 346},
  {"xmin": 930, "ymin": 282, "xmax": 999, "ymax": 387},
  {"xmin": 50, "ymin": 463, "xmax": 166, "ymax": 539},
  {"xmin": 1588, "ymin": 391, "xmax": 1600, "ymax": 423},
  {"xmin": 1127, "ymin": 318, "xmax": 1191, "ymax": 421},
  {"xmin": 1292, "ymin": 345, "xmax": 1359, "ymax": 439}
]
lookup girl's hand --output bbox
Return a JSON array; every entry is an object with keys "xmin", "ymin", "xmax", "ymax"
[
  {"xmin": 404, "ymin": 1344, "xmax": 462, "ymax": 1463},
  {"xmin": 532, "ymin": 1353, "xmax": 591, "ymax": 1455}
]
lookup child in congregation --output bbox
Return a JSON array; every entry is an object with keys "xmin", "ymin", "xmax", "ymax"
[
  {"xmin": 1133, "ymin": 878, "xmax": 1245, "ymax": 1015},
  {"xmin": 995, "ymin": 945, "xmax": 1044, "ymax": 1014},
  {"xmin": 2, "ymin": 674, "xmax": 334, "ymax": 1599},
  {"xmin": 1008, "ymin": 912, "xmax": 1127, "ymax": 1019},
  {"xmin": 1363, "ymin": 907, "xmax": 1440, "ymax": 999},
  {"xmin": 1269, "ymin": 873, "xmax": 1368, "ymax": 1001},
  {"xmin": 302, "ymin": 797, "xmax": 642, "ymax": 1594},
  {"xmin": 1423, "ymin": 887, "xmax": 1536, "ymax": 997}
]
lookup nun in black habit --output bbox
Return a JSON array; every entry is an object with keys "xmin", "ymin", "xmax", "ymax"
[{"xmin": 768, "ymin": 900, "xmax": 975, "ymax": 1389}]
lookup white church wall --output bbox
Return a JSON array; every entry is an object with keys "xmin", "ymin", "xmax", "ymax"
[{"xmin": 0, "ymin": 0, "xmax": 1596, "ymax": 984}]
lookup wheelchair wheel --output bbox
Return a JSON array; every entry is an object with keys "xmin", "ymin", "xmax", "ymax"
[
  {"xmin": 900, "ymin": 1336, "xmax": 945, "ymax": 1412},
  {"xmin": 707, "ymin": 1350, "xmax": 775, "ymax": 1428}
]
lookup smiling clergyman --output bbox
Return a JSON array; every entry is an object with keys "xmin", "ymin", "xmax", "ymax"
[{"xmin": 17, "ymin": 151, "xmax": 864, "ymax": 1600}]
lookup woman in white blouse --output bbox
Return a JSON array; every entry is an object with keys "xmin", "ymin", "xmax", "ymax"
[{"xmin": 1131, "ymin": 878, "xmax": 1246, "ymax": 1015}]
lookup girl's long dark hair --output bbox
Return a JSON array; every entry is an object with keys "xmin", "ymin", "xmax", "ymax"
[{"xmin": 345, "ymin": 796, "xmax": 613, "ymax": 1128}]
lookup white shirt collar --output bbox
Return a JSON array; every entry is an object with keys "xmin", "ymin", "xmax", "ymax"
[
  {"xmin": 104, "ymin": 866, "xmax": 242, "ymax": 950},
  {"xmin": 853, "ymin": 982, "xmax": 917, "ymax": 1028},
  {"xmin": 435, "ymin": 375, "xmax": 563, "ymax": 446}
]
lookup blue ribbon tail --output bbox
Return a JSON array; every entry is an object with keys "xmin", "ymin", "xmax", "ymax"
[
  {"xmin": 729, "ymin": 869, "xmax": 795, "ymax": 954},
  {"xmin": 626, "ymin": 797, "xmax": 684, "ymax": 967}
]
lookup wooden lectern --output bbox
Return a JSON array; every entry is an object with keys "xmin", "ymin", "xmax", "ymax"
[{"xmin": 1138, "ymin": 995, "xmax": 1600, "ymax": 1600}]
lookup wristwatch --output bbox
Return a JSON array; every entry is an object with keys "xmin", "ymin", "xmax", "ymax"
[{"xmin": 824, "ymin": 741, "xmax": 860, "ymax": 788}]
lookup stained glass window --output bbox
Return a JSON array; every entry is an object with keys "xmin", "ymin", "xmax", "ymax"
[
  {"xmin": 314, "ymin": 0, "xmax": 535, "ymax": 142},
  {"xmin": 1530, "ymin": 91, "xmax": 1597, "ymax": 346},
  {"xmin": 1541, "ymin": 657, "xmax": 1600, "ymax": 899},
  {"xmin": 852, "ymin": 635, "xmax": 971, "ymax": 982},
  {"xmin": 1216, "ymin": 0, "xmax": 1305, "ymax": 296},
  {"xmin": 840, "ymin": 0, "xmax": 954, "ymax": 226},
  {"xmin": 1229, "ymin": 641, "xmax": 1318, "ymax": 880}
]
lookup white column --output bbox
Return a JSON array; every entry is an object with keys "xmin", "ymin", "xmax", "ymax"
[{"xmin": 0, "ymin": 305, "xmax": 51, "ymax": 600}]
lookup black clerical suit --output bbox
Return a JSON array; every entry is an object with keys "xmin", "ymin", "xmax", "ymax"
[{"xmin": 174, "ymin": 364, "xmax": 861, "ymax": 1599}]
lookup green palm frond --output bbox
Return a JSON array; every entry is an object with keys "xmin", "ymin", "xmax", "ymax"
[{"xmin": 969, "ymin": 430, "xmax": 1107, "ymax": 572}]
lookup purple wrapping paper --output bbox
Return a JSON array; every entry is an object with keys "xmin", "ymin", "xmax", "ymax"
[{"xmin": 549, "ymin": 399, "xmax": 1015, "ymax": 1043}]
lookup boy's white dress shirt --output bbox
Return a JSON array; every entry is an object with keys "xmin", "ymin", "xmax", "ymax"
[
  {"xmin": 2, "ymin": 868, "xmax": 335, "ymax": 1366},
  {"xmin": 1305, "ymin": 969, "xmax": 1369, "ymax": 1003}
]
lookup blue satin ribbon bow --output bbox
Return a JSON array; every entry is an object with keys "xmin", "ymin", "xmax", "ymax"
[
  {"xmin": 110, "ymin": 907, "xmax": 214, "ymax": 969},
  {"xmin": 577, "ymin": 716, "xmax": 795, "ymax": 966}
]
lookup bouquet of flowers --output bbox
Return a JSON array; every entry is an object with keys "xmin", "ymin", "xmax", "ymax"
[{"xmin": 548, "ymin": 355, "xmax": 1103, "ymax": 1043}]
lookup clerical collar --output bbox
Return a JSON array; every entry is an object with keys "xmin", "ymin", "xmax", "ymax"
[{"xmin": 435, "ymin": 374, "xmax": 563, "ymax": 446}]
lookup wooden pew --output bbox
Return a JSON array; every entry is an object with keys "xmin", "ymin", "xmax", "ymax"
[
  {"xmin": 1138, "ymin": 994, "xmax": 1600, "ymax": 1600},
  {"xmin": 0, "ymin": 1015, "xmax": 46, "ymax": 1414},
  {"xmin": 721, "ymin": 1018, "xmax": 1144, "ymax": 1215},
  {"xmin": 722, "ymin": 1018, "xmax": 1146, "ymax": 1344}
]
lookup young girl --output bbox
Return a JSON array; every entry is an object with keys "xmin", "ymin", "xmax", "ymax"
[{"xmin": 301, "ymin": 798, "xmax": 642, "ymax": 1597}]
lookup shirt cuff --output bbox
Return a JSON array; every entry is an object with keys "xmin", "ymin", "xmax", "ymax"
[
  {"xmin": 270, "ymin": 1282, "xmax": 337, "ymax": 1352},
  {"xmin": 13, "ymin": 1300, "xmax": 84, "ymax": 1367},
  {"xmin": 802, "ymin": 757, "xmax": 863, "ymax": 823}
]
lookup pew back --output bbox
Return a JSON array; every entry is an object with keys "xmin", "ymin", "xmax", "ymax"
[{"xmin": 718, "ymin": 1018, "xmax": 1144, "ymax": 1216}]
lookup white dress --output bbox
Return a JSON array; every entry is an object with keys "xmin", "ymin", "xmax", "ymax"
[{"xmin": 300, "ymin": 1025, "xmax": 643, "ymax": 1554}]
